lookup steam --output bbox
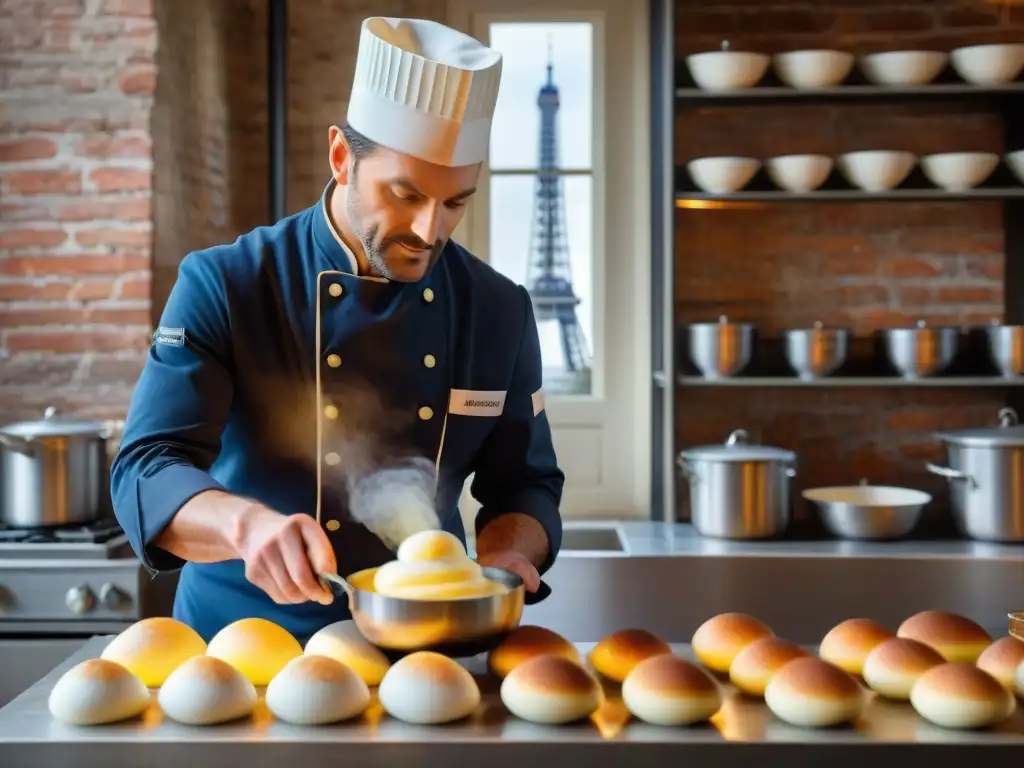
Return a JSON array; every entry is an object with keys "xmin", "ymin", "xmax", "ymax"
[{"xmin": 346, "ymin": 457, "xmax": 440, "ymax": 550}]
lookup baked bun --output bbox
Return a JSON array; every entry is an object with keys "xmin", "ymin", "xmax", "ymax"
[
  {"xmin": 304, "ymin": 620, "xmax": 391, "ymax": 686},
  {"xmin": 100, "ymin": 617, "xmax": 207, "ymax": 687},
  {"xmin": 910, "ymin": 662, "xmax": 1015, "ymax": 729},
  {"xmin": 861, "ymin": 638, "xmax": 944, "ymax": 700},
  {"xmin": 48, "ymin": 658, "xmax": 150, "ymax": 725},
  {"xmin": 488, "ymin": 625, "xmax": 579, "ymax": 679},
  {"xmin": 501, "ymin": 655, "xmax": 602, "ymax": 724},
  {"xmin": 897, "ymin": 610, "xmax": 991, "ymax": 663},
  {"xmin": 764, "ymin": 657, "xmax": 863, "ymax": 728},
  {"xmin": 397, "ymin": 530, "xmax": 467, "ymax": 562},
  {"xmin": 1016, "ymin": 657, "xmax": 1024, "ymax": 697},
  {"xmin": 265, "ymin": 654, "xmax": 370, "ymax": 725},
  {"xmin": 730, "ymin": 637, "xmax": 809, "ymax": 697},
  {"xmin": 158, "ymin": 656, "xmax": 257, "ymax": 725},
  {"xmin": 818, "ymin": 618, "xmax": 893, "ymax": 676},
  {"xmin": 378, "ymin": 651, "xmax": 480, "ymax": 724},
  {"xmin": 692, "ymin": 613, "xmax": 773, "ymax": 674},
  {"xmin": 622, "ymin": 654, "xmax": 721, "ymax": 725},
  {"xmin": 206, "ymin": 617, "xmax": 303, "ymax": 686},
  {"xmin": 589, "ymin": 629, "xmax": 671, "ymax": 683},
  {"xmin": 976, "ymin": 636, "xmax": 1024, "ymax": 692}
]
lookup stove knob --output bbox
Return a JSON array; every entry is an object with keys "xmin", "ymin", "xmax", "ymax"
[
  {"xmin": 99, "ymin": 583, "xmax": 130, "ymax": 611},
  {"xmin": 65, "ymin": 585, "xmax": 95, "ymax": 615}
]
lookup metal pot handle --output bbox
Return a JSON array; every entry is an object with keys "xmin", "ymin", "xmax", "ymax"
[
  {"xmin": 676, "ymin": 455, "xmax": 698, "ymax": 483},
  {"xmin": 318, "ymin": 571, "xmax": 356, "ymax": 612},
  {"xmin": 925, "ymin": 462, "xmax": 976, "ymax": 489},
  {"xmin": 998, "ymin": 407, "xmax": 1019, "ymax": 427},
  {"xmin": 0, "ymin": 433, "xmax": 34, "ymax": 456},
  {"xmin": 725, "ymin": 429, "xmax": 749, "ymax": 446}
]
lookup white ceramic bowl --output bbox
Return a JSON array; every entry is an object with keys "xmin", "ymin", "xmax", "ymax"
[
  {"xmin": 765, "ymin": 154, "xmax": 834, "ymax": 192},
  {"xmin": 773, "ymin": 50, "xmax": 855, "ymax": 89},
  {"xmin": 859, "ymin": 50, "xmax": 948, "ymax": 86},
  {"xmin": 837, "ymin": 150, "xmax": 917, "ymax": 192},
  {"xmin": 687, "ymin": 157, "xmax": 761, "ymax": 194},
  {"xmin": 686, "ymin": 51, "xmax": 770, "ymax": 91},
  {"xmin": 920, "ymin": 152, "xmax": 1000, "ymax": 191},
  {"xmin": 950, "ymin": 43, "xmax": 1024, "ymax": 85},
  {"xmin": 1006, "ymin": 149, "xmax": 1024, "ymax": 183}
]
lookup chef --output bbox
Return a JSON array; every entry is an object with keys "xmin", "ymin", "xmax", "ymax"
[{"xmin": 110, "ymin": 17, "xmax": 564, "ymax": 642}]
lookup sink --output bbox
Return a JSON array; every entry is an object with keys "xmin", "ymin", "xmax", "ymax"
[{"xmin": 561, "ymin": 526, "xmax": 625, "ymax": 552}]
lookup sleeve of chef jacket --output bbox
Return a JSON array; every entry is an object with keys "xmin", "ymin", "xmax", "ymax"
[
  {"xmin": 470, "ymin": 285, "xmax": 565, "ymax": 574},
  {"xmin": 110, "ymin": 251, "xmax": 233, "ymax": 574}
]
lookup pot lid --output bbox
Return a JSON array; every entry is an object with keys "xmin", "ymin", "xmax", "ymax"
[
  {"xmin": 1, "ymin": 406, "xmax": 108, "ymax": 439},
  {"xmin": 680, "ymin": 429, "xmax": 796, "ymax": 462},
  {"xmin": 935, "ymin": 407, "xmax": 1024, "ymax": 447}
]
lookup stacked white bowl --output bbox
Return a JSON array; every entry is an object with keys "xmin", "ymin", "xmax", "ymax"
[
  {"xmin": 950, "ymin": 43, "xmax": 1024, "ymax": 85},
  {"xmin": 837, "ymin": 151, "xmax": 917, "ymax": 192},
  {"xmin": 1006, "ymin": 150, "xmax": 1024, "ymax": 183},
  {"xmin": 920, "ymin": 152, "xmax": 1000, "ymax": 191},
  {"xmin": 687, "ymin": 157, "xmax": 761, "ymax": 193},
  {"xmin": 765, "ymin": 155, "xmax": 834, "ymax": 192},
  {"xmin": 686, "ymin": 43, "xmax": 770, "ymax": 91},
  {"xmin": 858, "ymin": 50, "xmax": 948, "ymax": 86},
  {"xmin": 773, "ymin": 50, "xmax": 855, "ymax": 89}
]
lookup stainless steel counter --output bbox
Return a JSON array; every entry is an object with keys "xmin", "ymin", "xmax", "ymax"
[{"xmin": 1, "ymin": 636, "xmax": 1021, "ymax": 768}]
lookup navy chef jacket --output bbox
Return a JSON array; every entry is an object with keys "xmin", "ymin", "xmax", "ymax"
[{"xmin": 110, "ymin": 180, "xmax": 565, "ymax": 643}]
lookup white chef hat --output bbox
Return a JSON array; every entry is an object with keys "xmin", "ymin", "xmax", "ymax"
[{"xmin": 346, "ymin": 17, "xmax": 503, "ymax": 168}]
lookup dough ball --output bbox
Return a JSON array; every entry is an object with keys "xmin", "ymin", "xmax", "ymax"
[
  {"xmin": 48, "ymin": 658, "xmax": 151, "ymax": 725},
  {"xmin": 501, "ymin": 655, "xmax": 602, "ymax": 724},
  {"xmin": 692, "ymin": 613, "xmax": 773, "ymax": 674},
  {"xmin": 100, "ymin": 617, "xmax": 207, "ymax": 687},
  {"xmin": 304, "ymin": 620, "xmax": 391, "ymax": 686},
  {"xmin": 622, "ymin": 654, "xmax": 722, "ymax": 725},
  {"xmin": 397, "ymin": 530, "xmax": 467, "ymax": 562},
  {"xmin": 764, "ymin": 657, "xmax": 864, "ymax": 728},
  {"xmin": 378, "ymin": 652, "xmax": 480, "ymax": 724},
  {"xmin": 206, "ymin": 617, "xmax": 303, "ymax": 686},
  {"xmin": 157, "ymin": 656, "xmax": 257, "ymax": 725},
  {"xmin": 910, "ymin": 662, "xmax": 1015, "ymax": 729},
  {"xmin": 897, "ymin": 610, "xmax": 991, "ymax": 663},
  {"xmin": 589, "ymin": 629, "xmax": 671, "ymax": 683},
  {"xmin": 976, "ymin": 636, "xmax": 1024, "ymax": 692},
  {"xmin": 729, "ymin": 637, "xmax": 809, "ymax": 698},
  {"xmin": 818, "ymin": 618, "xmax": 894, "ymax": 676},
  {"xmin": 488, "ymin": 625, "xmax": 580, "ymax": 679},
  {"xmin": 265, "ymin": 654, "xmax": 370, "ymax": 725},
  {"xmin": 373, "ymin": 559, "xmax": 485, "ymax": 598},
  {"xmin": 862, "ymin": 638, "xmax": 944, "ymax": 700}
]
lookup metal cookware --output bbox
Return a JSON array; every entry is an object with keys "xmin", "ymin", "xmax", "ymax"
[
  {"xmin": 803, "ymin": 478, "xmax": 930, "ymax": 540},
  {"xmin": 882, "ymin": 319, "xmax": 959, "ymax": 379},
  {"xmin": 688, "ymin": 315, "xmax": 755, "ymax": 379},
  {"xmin": 784, "ymin": 321, "xmax": 850, "ymax": 380},
  {"xmin": 985, "ymin": 322, "xmax": 1024, "ymax": 379},
  {"xmin": 926, "ymin": 406, "xmax": 1024, "ymax": 542},
  {"xmin": 0, "ymin": 407, "xmax": 121, "ymax": 529},
  {"xmin": 677, "ymin": 429, "xmax": 796, "ymax": 539},
  {"xmin": 319, "ymin": 567, "xmax": 550, "ymax": 657},
  {"xmin": 1010, "ymin": 611, "xmax": 1024, "ymax": 642}
]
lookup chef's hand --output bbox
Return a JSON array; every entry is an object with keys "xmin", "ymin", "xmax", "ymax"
[
  {"xmin": 234, "ymin": 504, "xmax": 336, "ymax": 605},
  {"xmin": 477, "ymin": 549, "xmax": 541, "ymax": 593}
]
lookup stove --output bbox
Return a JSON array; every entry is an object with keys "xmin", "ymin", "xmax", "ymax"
[{"xmin": 0, "ymin": 519, "xmax": 132, "ymax": 560}]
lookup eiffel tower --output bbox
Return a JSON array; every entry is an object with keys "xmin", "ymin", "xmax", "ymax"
[{"xmin": 525, "ymin": 42, "xmax": 592, "ymax": 395}]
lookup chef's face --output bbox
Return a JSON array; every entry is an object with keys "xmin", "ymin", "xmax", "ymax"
[{"xmin": 330, "ymin": 127, "xmax": 480, "ymax": 283}]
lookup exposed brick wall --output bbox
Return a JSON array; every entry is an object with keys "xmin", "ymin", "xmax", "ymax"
[
  {"xmin": 0, "ymin": 0, "xmax": 156, "ymax": 423},
  {"xmin": 673, "ymin": 0, "xmax": 1022, "ymax": 520}
]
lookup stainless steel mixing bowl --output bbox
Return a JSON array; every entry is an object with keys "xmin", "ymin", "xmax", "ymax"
[
  {"xmin": 320, "ymin": 567, "xmax": 535, "ymax": 655},
  {"xmin": 803, "ymin": 480, "xmax": 931, "ymax": 540},
  {"xmin": 1010, "ymin": 611, "xmax": 1024, "ymax": 641},
  {"xmin": 688, "ymin": 315, "xmax": 755, "ymax": 379},
  {"xmin": 783, "ymin": 322, "xmax": 850, "ymax": 379},
  {"xmin": 986, "ymin": 323, "xmax": 1024, "ymax": 379},
  {"xmin": 882, "ymin": 320, "xmax": 959, "ymax": 379}
]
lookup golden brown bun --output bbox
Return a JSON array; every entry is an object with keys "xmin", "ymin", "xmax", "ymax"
[
  {"xmin": 692, "ymin": 613, "xmax": 773, "ymax": 674},
  {"xmin": 489, "ymin": 626, "xmax": 579, "ymax": 679},
  {"xmin": 206, "ymin": 617, "xmax": 303, "ymax": 686},
  {"xmin": 304, "ymin": 620, "xmax": 391, "ymax": 686},
  {"xmin": 729, "ymin": 637, "xmax": 809, "ymax": 697},
  {"xmin": 976, "ymin": 636, "xmax": 1024, "ymax": 692},
  {"xmin": 48, "ymin": 659, "xmax": 151, "ymax": 725},
  {"xmin": 910, "ymin": 662, "xmax": 1015, "ymax": 729},
  {"xmin": 862, "ymin": 638, "xmax": 944, "ymax": 700},
  {"xmin": 101, "ymin": 618, "xmax": 207, "ymax": 687},
  {"xmin": 622, "ymin": 654, "xmax": 722, "ymax": 725},
  {"xmin": 589, "ymin": 629, "xmax": 672, "ymax": 682},
  {"xmin": 818, "ymin": 618, "xmax": 894, "ymax": 676},
  {"xmin": 764, "ymin": 657, "xmax": 863, "ymax": 728},
  {"xmin": 500, "ymin": 655, "xmax": 602, "ymax": 724},
  {"xmin": 377, "ymin": 651, "xmax": 480, "ymax": 724},
  {"xmin": 896, "ymin": 610, "xmax": 991, "ymax": 663}
]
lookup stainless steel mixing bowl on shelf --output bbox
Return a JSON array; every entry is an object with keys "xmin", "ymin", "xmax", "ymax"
[
  {"xmin": 802, "ymin": 479, "xmax": 931, "ymax": 540},
  {"xmin": 783, "ymin": 321, "xmax": 850, "ymax": 379},
  {"xmin": 881, "ymin": 320, "xmax": 959, "ymax": 379},
  {"xmin": 687, "ymin": 315, "xmax": 755, "ymax": 379},
  {"xmin": 985, "ymin": 322, "xmax": 1024, "ymax": 378}
]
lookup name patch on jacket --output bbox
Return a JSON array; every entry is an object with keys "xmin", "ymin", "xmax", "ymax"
[
  {"xmin": 449, "ymin": 389, "xmax": 506, "ymax": 417},
  {"xmin": 154, "ymin": 327, "xmax": 186, "ymax": 347}
]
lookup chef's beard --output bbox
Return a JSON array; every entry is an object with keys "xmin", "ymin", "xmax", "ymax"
[{"xmin": 345, "ymin": 186, "xmax": 444, "ymax": 282}]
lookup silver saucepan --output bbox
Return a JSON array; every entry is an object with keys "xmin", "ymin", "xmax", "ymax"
[{"xmin": 319, "ymin": 567, "xmax": 550, "ymax": 656}]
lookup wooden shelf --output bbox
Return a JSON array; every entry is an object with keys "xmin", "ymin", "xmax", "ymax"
[
  {"xmin": 675, "ymin": 187, "xmax": 1024, "ymax": 204},
  {"xmin": 674, "ymin": 82, "xmax": 1024, "ymax": 107},
  {"xmin": 677, "ymin": 375, "xmax": 1022, "ymax": 388}
]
